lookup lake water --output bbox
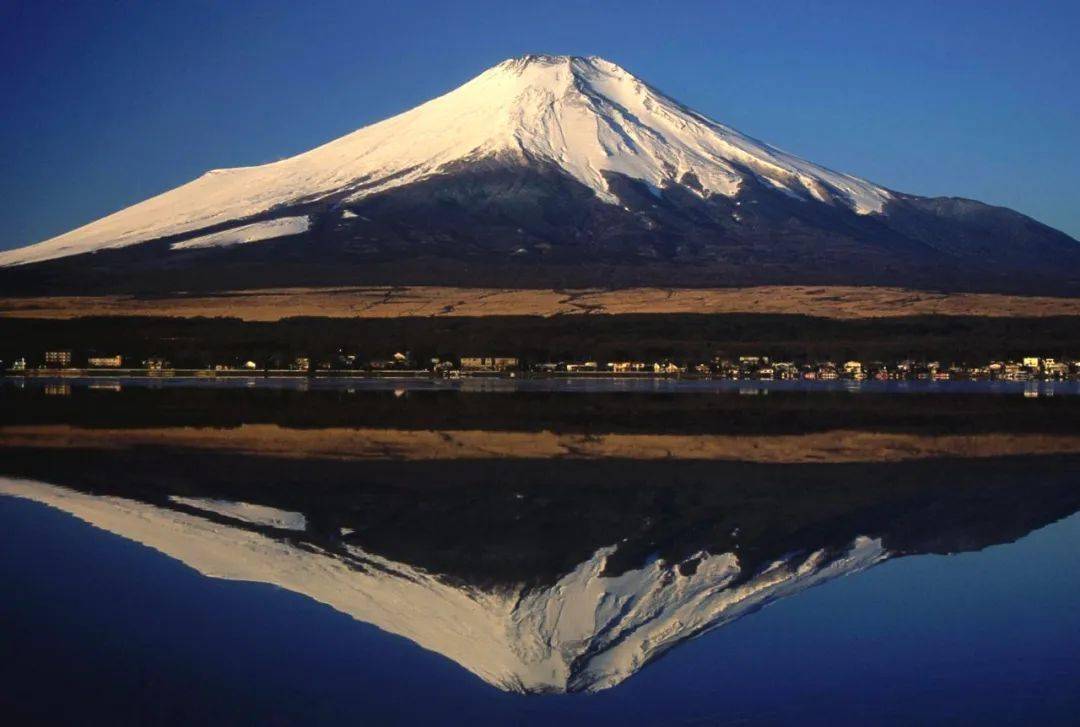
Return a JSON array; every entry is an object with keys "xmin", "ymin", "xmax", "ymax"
[
  {"xmin": 1, "ymin": 382, "xmax": 1078, "ymax": 725},
  {"xmin": 5, "ymin": 374, "xmax": 1080, "ymax": 396}
]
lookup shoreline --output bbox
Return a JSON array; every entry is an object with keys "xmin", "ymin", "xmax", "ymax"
[{"xmin": 5, "ymin": 373, "xmax": 1080, "ymax": 396}]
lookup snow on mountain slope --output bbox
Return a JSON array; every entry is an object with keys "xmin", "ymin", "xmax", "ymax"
[
  {"xmin": 169, "ymin": 215, "xmax": 309, "ymax": 251},
  {"xmin": 0, "ymin": 476, "xmax": 887, "ymax": 693},
  {"xmin": 0, "ymin": 54, "xmax": 891, "ymax": 268},
  {"xmin": 167, "ymin": 496, "xmax": 308, "ymax": 530}
]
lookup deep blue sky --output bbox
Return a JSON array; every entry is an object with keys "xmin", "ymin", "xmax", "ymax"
[{"xmin": 2, "ymin": 0, "xmax": 1078, "ymax": 253}]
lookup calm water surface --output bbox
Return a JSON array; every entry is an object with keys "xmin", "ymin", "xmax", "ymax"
[
  {"xmin": 3, "ymin": 499, "xmax": 1077, "ymax": 725},
  {"xmin": 1, "ymin": 383, "xmax": 1078, "ymax": 725},
  {"xmin": 5, "ymin": 374, "xmax": 1080, "ymax": 396}
]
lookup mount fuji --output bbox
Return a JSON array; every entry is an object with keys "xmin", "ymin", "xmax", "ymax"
[{"xmin": 3, "ymin": 54, "xmax": 1078, "ymax": 294}]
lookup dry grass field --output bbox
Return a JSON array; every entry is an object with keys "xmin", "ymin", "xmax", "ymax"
[{"xmin": 2, "ymin": 285, "xmax": 1080, "ymax": 321}]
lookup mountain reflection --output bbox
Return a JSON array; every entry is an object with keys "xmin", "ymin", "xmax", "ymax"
[{"xmin": 2, "ymin": 444, "xmax": 1077, "ymax": 693}]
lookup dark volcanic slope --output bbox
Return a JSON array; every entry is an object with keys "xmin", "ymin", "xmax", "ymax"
[{"xmin": 2, "ymin": 160, "xmax": 1079, "ymax": 295}]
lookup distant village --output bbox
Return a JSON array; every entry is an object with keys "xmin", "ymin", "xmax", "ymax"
[{"xmin": 4, "ymin": 349, "xmax": 1080, "ymax": 383}]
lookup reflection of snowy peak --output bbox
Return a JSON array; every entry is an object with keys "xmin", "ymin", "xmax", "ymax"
[
  {"xmin": 0, "ymin": 477, "xmax": 886, "ymax": 693},
  {"xmin": 508, "ymin": 537, "xmax": 885, "ymax": 692}
]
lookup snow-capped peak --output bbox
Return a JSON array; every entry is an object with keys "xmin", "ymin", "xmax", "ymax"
[{"xmin": 0, "ymin": 54, "xmax": 890, "ymax": 267}]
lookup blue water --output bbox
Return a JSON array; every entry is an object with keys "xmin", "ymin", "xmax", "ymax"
[
  {"xmin": 5, "ymin": 375, "xmax": 1080, "ymax": 396},
  {"xmin": 2, "ymin": 497, "xmax": 1077, "ymax": 725}
]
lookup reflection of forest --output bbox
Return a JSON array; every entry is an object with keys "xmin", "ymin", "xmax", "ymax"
[{"xmin": 6, "ymin": 386, "xmax": 1080, "ymax": 435}]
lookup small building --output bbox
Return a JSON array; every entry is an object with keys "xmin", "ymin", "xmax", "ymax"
[
  {"xmin": 11, "ymin": 358, "xmax": 27, "ymax": 371},
  {"xmin": 460, "ymin": 356, "xmax": 520, "ymax": 372},
  {"xmin": 773, "ymin": 362, "xmax": 799, "ymax": 380},
  {"xmin": 88, "ymin": 355, "xmax": 123, "ymax": 368},
  {"xmin": 292, "ymin": 357, "xmax": 311, "ymax": 372},
  {"xmin": 1003, "ymin": 363, "xmax": 1028, "ymax": 381},
  {"xmin": 45, "ymin": 350, "xmax": 72, "ymax": 369},
  {"xmin": 607, "ymin": 361, "xmax": 646, "ymax": 373},
  {"xmin": 1045, "ymin": 361, "xmax": 1070, "ymax": 378},
  {"xmin": 431, "ymin": 359, "xmax": 456, "ymax": 375},
  {"xmin": 144, "ymin": 357, "xmax": 170, "ymax": 371},
  {"xmin": 653, "ymin": 361, "xmax": 684, "ymax": 374},
  {"xmin": 332, "ymin": 352, "xmax": 358, "ymax": 369},
  {"xmin": 717, "ymin": 360, "xmax": 741, "ymax": 378},
  {"xmin": 370, "ymin": 352, "xmax": 414, "ymax": 370},
  {"xmin": 1022, "ymin": 356, "xmax": 1041, "ymax": 369}
]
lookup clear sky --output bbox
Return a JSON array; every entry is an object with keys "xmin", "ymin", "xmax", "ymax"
[{"xmin": 2, "ymin": 0, "xmax": 1078, "ymax": 253}]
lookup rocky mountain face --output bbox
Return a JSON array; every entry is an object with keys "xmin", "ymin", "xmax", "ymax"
[{"xmin": 2, "ymin": 55, "xmax": 1078, "ymax": 294}]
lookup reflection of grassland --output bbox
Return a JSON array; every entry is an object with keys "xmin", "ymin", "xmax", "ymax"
[
  {"xmin": 5, "ymin": 424, "xmax": 1080, "ymax": 463},
  {"xmin": 3, "ymin": 285, "xmax": 1080, "ymax": 321}
]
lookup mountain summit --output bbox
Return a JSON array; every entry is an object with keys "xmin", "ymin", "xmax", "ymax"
[{"xmin": 2, "ymin": 54, "xmax": 1078, "ymax": 293}]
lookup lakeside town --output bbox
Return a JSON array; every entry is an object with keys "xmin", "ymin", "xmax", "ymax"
[{"xmin": 4, "ymin": 349, "xmax": 1080, "ymax": 383}]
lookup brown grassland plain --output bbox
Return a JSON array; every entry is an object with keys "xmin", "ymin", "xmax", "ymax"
[{"xmin": 4, "ymin": 285, "xmax": 1080, "ymax": 321}]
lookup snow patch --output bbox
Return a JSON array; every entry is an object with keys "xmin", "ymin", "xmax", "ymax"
[
  {"xmin": 169, "ymin": 216, "xmax": 309, "ymax": 251},
  {"xmin": 168, "ymin": 496, "xmax": 307, "ymax": 531}
]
